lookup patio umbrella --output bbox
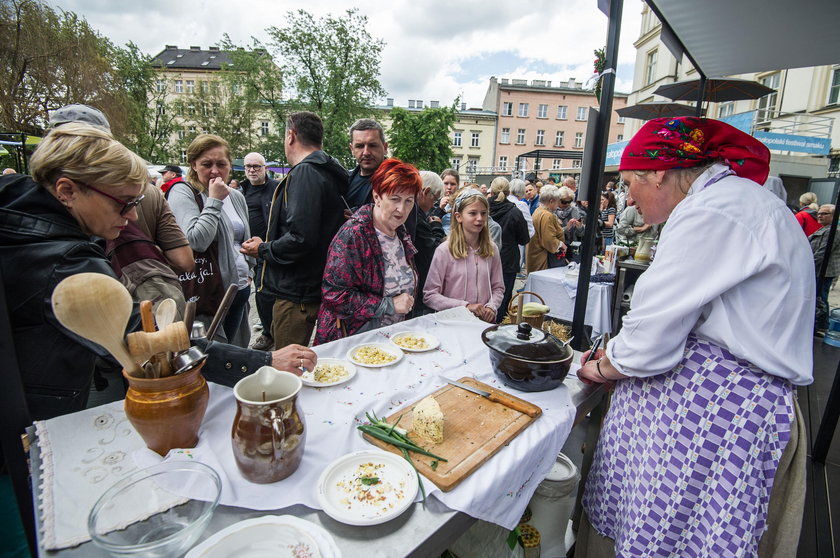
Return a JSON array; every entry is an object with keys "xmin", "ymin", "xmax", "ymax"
[
  {"xmin": 616, "ymin": 101, "xmax": 703, "ymax": 120},
  {"xmin": 654, "ymin": 78, "xmax": 775, "ymax": 103}
]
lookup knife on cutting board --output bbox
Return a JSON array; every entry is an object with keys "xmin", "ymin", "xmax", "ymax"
[{"xmin": 447, "ymin": 380, "xmax": 541, "ymax": 418}]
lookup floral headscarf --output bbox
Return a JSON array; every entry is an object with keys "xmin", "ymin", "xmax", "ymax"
[{"xmin": 619, "ymin": 117, "xmax": 770, "ymax": 184}]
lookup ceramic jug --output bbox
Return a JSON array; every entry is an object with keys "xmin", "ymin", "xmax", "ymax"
[
  {"xmin": 231, "ymin": 366, "xmax": 306, "ymax": 484},
  {"xmin": 123, "ymin": 361, "xmax": 209, "ymax": 456}
]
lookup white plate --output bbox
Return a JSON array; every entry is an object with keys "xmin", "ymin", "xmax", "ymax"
[
  {"xmin": 301, "ymin": 358, "xmax": 357, "ymax": 387},
  {"xmin": 346, "ymin": 343, "xmax": 403, "ymax": 368},
  {"xmin": 389, "ymin": 330, "xmax": 440, "ymax": 353},
  {"xmin": 186, "ymin": 515, "xmax": 340, "ymax": 558},
  {"xmin": 317, "ymin": 450, "xmax": 418, "ymax": 526}
]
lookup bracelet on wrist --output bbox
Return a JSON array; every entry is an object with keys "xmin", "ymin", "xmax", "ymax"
[{"xmin": 596, "ymin": 358, "xmax": 608, "ymax": 381}]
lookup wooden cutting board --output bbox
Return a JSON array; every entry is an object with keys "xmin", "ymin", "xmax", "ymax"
[{"xmin": 362, "ymin": 377, "xmax": 542, "ymax": 492}]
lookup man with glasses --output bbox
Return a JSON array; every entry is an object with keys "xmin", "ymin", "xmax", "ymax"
[
  {"xmin": 554, "ymin": 186, "xmax": 586, "ymax": 261},
  {"xmin": 240, "ymin": 152, "xmax": 279, "ymax": 351},
  {"xmin": 811, "ymin": 204, "xmax": 840, "ymax": 333}
]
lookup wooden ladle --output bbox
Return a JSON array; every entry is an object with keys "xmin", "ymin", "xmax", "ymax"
[
  {"xmin": 155, "ymin": 298, "xmax": 178, "ymax": 331},
  {"xmin": 51, "ymin": 273, "xmax": 143, "ymax": 377}
]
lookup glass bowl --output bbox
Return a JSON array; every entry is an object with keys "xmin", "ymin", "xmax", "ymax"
[{"xmin": 88, "ymin": 461, "xmax": 221, "ymax": 557}]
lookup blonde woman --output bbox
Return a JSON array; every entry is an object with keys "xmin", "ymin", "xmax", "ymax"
[
  {"xmin": 424, "ymin": 188, "xmax": 504, "ymax": 322},
  {"xmin": 526, "ymin": 184, "xmax": 566, "ymax": 272}
]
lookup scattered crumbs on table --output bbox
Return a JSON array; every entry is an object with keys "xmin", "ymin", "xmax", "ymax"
[
  {"xmin": 337, "ymin": 400, "xmax": 355, "ymax": 406},
  {"xmin": 322, "ymin": 420, "xmax": 335, "ymax": 425}
]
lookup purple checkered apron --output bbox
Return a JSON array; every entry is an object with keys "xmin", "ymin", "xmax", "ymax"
[{"xmin": 583, "ymin": 335, "xmax": 795, "ymax": 557}]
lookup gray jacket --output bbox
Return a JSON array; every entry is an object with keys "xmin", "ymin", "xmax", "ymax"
[{"xmin": 168, "ymin": 182, "xmax": 255, "ymax": 345}]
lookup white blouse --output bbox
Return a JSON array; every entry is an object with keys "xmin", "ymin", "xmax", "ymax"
[{"xmin": 607, "ymin": 163, "xmax": 815, "ymax": 385}]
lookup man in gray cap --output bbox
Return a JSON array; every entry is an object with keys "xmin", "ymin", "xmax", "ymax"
[{"xmin": 48, "ymin": 104, "xmax": 112, "ymax": 132}]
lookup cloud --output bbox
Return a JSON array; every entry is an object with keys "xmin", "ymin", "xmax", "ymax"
[{"xmin": 49, "ymin": 0, "xmax": 644, "ymax": 108}]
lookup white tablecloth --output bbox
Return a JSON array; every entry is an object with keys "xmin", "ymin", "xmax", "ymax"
[
  {"xmin": 35, "ymin": 308, "xmax": 577, "ymax": 549},
  {"xmin": 523, "ymin": 267, "xmax": 613, "ymax": 338}
]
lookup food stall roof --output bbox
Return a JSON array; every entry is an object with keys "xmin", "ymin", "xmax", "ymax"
[{"xmin": 646, "ymin": 0, "xmax": 840, "ymax": 77}]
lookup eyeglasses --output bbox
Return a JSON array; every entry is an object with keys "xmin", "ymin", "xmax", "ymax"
[
  {"xmin": 559, "ymin": 199, "xmax": 572, "ymax": 205},
  {"xmin": 244, "ymin": 164, "xmax": 264, "ymax": 170},
  {"xmin": 80, "ymin": 182, "xmax": 145, "ymax": 216}
]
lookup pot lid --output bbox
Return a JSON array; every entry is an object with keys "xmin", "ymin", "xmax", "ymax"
[{"xmin": 481, "ymin": 323, "xmax": 572, "ymax": 362}]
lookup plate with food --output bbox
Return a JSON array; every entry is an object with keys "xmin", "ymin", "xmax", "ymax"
[
  {"xmin": 316, "ymin": 450, "xmax": 418, "ymax": 526},
  {"xmin": 389, "ymin": 331, "xmax": 440, "ymax": 353},
  {"xmin": 301, "ymin": 358, "xmax": 356, "ymax": 387},
  {"xmin": 346, "ymin": 343, "xmax": 403, "ymax": 368}
]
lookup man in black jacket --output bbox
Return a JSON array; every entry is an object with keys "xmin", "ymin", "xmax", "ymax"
[
  {"xmin": 241, "ymin": 112, "xmax": 348, "ymax": 348},
  {"xmin": 240, "ymin": 152, "xmax": 279, "ymax": 351}
]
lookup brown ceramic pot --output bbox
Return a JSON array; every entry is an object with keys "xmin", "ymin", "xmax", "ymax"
[
  {"xmin": 122, "ymin": 362, "xmax": 209, "ymax": 456},
  {"xmin": 232, "ymin": 367, "xmax": 306, "ymax": 484}
]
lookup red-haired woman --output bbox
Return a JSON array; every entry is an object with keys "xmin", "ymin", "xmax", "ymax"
[{"xmin": 315, "ymin": 159, "xmax": 421, "ymax": 343}]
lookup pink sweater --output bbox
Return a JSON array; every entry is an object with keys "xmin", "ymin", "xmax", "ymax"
[{"xmin": 423, "ymin": 241, "xmax": 505, "ymax": 312}]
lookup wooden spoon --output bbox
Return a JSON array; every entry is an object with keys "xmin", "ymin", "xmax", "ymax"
[
  {"xmin": 139, "ymin": 300, "xmax": 156, "ymax": 332},
  {"xmin": 51, "ymin": 273, "xmax": 143, "ymax": 377},
  {"xmin": 155, "ymin": 298, "xmax": 178, "ymax": 331}
]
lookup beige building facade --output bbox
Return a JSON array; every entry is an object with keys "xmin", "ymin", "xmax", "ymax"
[{"xmin": 482, "ymin": 77, "xmax": 628, "ymax": 180}]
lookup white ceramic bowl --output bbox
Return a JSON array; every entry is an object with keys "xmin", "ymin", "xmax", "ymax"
[{"xmin": 87, "ymin": 461, "xmax": 221, "ymax": 557}]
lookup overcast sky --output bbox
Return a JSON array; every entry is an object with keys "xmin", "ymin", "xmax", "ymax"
[{"xmin": 50, "ymin": 0, "xmax": 644, "ymax": 109}]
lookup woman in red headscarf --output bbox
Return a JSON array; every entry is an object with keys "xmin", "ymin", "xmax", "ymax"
[{"xmin": 575, "ymin": 117, "xmax": 814, "ymax": 557}]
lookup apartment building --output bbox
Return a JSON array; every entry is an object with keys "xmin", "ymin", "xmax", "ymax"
[
  {"xmin": 626, "ymin": 4, "xmax": 838, "ymax": 191},
  {"xmin": 482, "ymin": 77, "xmax": 628, "ymax": 180},
  {"xmin": 150, "ymin": 45, "xmax": 279, "ymax": 161}
]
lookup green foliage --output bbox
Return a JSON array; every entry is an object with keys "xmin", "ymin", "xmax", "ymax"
[
  {"xmin": 0, "ymin": 0, "xmax": 121, "ymax": 135},
  {"xmin": 111, "ymin": 42, "xmax": 177, "ymax": 162},
  {"xmin": 388, "ymin": 103, "xmax": 458, "ymax": 173},
  {"xmin": 266, "ymin": 9, "xmax": 386, "ymax": 166}
]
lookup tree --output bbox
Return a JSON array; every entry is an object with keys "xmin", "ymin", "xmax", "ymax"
[
  {"xmin": 388, "ymin": 103, "xmax": 459, "ymax": 173},
  {"xmin": 0, "ymin": 0, "xmax": 122, "ymax": 135},
  {"xmin": 266, "ymin": 9, "xmax": 386, "ymax": 165},
  {"xmin": 111, "ymin": 42, "xmax": 178, "ymax": 162}
]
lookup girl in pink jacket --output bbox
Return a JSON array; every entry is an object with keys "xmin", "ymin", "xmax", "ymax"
[{"xmin": 423, "ymin": 188, "xmax": 505, "ymax": 322}]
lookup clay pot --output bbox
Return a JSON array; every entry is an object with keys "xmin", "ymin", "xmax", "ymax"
[
  {"xmin": 232, "ymin": 367, "xmax": 306, "ymax": 484},
  {"xmin": 123, "ymin": 361, "xmax": 209, "ymax": 456}
]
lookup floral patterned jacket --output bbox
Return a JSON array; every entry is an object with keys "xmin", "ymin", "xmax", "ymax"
[{"xmin": 314, "ymin": 204, "xmax": 418, "ymax": 344}]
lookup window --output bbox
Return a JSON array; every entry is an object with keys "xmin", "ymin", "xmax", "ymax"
[
  {"xmin": 574, "ymin": 132, "xmax": 583, "ymax": 148},
  {"xmin": 453, "ymin": 131, "xmax": 462, "ymax": 147},
  {"xmin": 516, "ymin": 129, "xmax": 526, "ymax": 144},
  {"xmin": 617, "ymin": 134, "xmax": 624, "ymax": 141},
  {"xmin": 180, "ymin": 149, "xmax": 187, "ymax": 162},
  {"xmin": 555, "ymin": 131, "xmax": 565, "ymax": 146},
  {"xmin": 830, "ymin": 67, "xmax": 840, "ymax": 105},
  {"xmin": 174, "ymin": 79, "xmax": 183, "ymax": 93},
  {"xmin": 576, "ymin": 107, "xmax": 588, "ymax": 121},
  {"xmin": 470, "ymin": 132, "xmax": 480, "ymax": 147},
  {"xmin": 201, "ymin": 81, "xmax": 208, "ymax": 93},
  {"xmin": 189, "ymin": 126, "xmax": 197, "ymax": 134},
  {"xmin": 178, "ymin": 129, "xmax": 185, "ymax": 140},
  {"xmin": 231, "ymin": 83, "xmax": 241, "ymax": 94},
  {"xmin": 467, "ymin": 159, "xmax": 477, "ymax": 173},
  {"xmin": 502, "ymin": 102, "xmax": 513, "ymax": 116},
  {"xmin": 260, "ymin": 121, "xmax": 269, "ymax": 137},
  {"xmin": 452, "ymin": 158, "xmax": 461, "ymax": 169},
  {"xmin": 535, "ymin": 130, "xmax": 545, "ymax": 145},
  {"xmin": 557, "ymin": 105, "xmax": 568, "ymax": 119},
  {"xmin": 500, "ymin": 128, "xmax": 510, "ymax": 144},
  {"xmin": 186, "ymin": 80, "xmax": 195, "ymax": 94},
  {"xmin": 517, "ymin": 159, "xmax": 528, "ymax": 171},
  {"xmin": 552, "ymin": 159, "xmax": 562, "ymax": 170},
  {"xmin": 201, "ymin": 103, "xmax": 209, "ymax": 117},
  {"xmin": 518, "ymin": 103, "xmax": 529, "ymax": 117},
  {"xmin": 719, "ymin": 102, "xmax": 735, "ymax": 118},
  {"xmin": 645, "ymin": 50, "xmax": 658, "ymax": 86},
  {"xmin": 156, "ymin": 79, "xmax": 165, "ymax": 93},
  {"xmin": 572, "ymin": 159, "xmax": 582, "ymax": 168},
  {"xmin": 187, "ymin": 103, "xmax": 195, "ymax": 115},
  {"xmin": 757, "ymin": 73, "xmax": 780, "ymax": 121},
  {"xmin": 156, "ymin": 102, "xmax": 166, "ymax": 115},
  {"xmin": 499, "ymin": 156, "xmax": 508, "ymax": 170},
  {"xmin": 538, "ymin": 104, "xmax": 548, "ymax": 118},
  {"xmin": 616, "ymin": 115, "xmax": 626, "ymax": 124}
]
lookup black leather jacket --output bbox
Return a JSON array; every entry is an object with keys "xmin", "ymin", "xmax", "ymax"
[
  {"xmin": 0, "ymin": 175, "xmax": 270, "ymax": 420},
  {"xmin": 258, "ymin": 150, "xmax": 349, "ymax": 303}
]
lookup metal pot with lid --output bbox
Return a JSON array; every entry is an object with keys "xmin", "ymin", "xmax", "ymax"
[{"xmin": 481, "ymin": 322, "xmax": 573, "ymax": 392}]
